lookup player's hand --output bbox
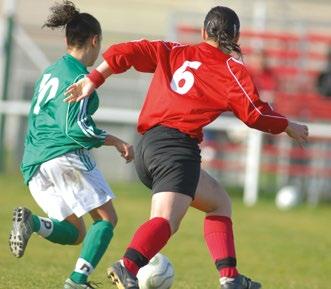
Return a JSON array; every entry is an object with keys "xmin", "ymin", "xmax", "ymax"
[
  {"xmin": 285, "ymin": 121, "xmax": 309, "ymax": 147},
  {"xmin": 64, "ymin": 76, "xmax": 95, "ymax": 103},
  {"xmin": 104, "ymin": 135, "xmax": 134, "ymax": 163}
]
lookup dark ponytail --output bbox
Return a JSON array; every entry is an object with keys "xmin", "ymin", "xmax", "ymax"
[
  {"xmin": 43, "ymin": 1, "xmax": 101, "ymax": 48},
  {"xmin": 204, "ymin": 6, "xmax": 242, "ymax": 56}
]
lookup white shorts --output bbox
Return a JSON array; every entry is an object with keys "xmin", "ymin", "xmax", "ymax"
[{"xmin": 28, "ymin": 149, "xmax": 115, "ymax": 221}]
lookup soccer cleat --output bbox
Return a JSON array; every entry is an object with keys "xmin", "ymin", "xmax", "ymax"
[
  {"xmin": 63, "ymin": 278, "xmax": 100, "ymax": 289},
  {"xmin": 9, "ymin": 207, "xmax": 34, "ymax": 258},
  {"xmin": 220, "ymin": 274, "xmax": 262, "ymax": 289},
  {"xmin": 107, "ymin": 260, "xmax": 139, "ymax": 289}
]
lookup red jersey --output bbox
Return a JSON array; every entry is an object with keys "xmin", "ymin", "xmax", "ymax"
[{"xmin": 103, "ymin": 40, "xmax": 288, "ymax": 142}]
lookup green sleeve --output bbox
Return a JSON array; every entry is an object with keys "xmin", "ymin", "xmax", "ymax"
[{"xmin": 63, "ymin": 98, "xmax": 108, "ymax": 149}]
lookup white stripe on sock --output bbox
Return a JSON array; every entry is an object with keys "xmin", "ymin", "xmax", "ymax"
[
  {"xmin": 37, "ymin": 217, "xmax": 53, "ymax": 237},
  {"xmin": 74, "ymin": 258, "xmax": 95, "ymax": 276}
]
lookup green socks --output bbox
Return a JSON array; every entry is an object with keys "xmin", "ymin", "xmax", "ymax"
[
  {"xmin": 70, "ymin": 220, "xmax": 114, "ymax": 284},
  {"xmin": 32, "ymin": 215, "xmax": 79, "ymax": 245},
  {"xmin": 32, "ymin": 216, "xmax": 114, "ymax": 284}
]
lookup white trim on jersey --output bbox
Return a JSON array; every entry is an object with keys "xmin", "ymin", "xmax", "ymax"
[
  {"xmin": 226, "ymin": 57, "xmax": 287, "ymax": 120},
  {"xmin": 65, "ymin": 74, "xmax": 93, "ymax": 148},
  {"xmin": 77, "ymin": 98, "xmax": 106, "ymax": 139},
  {"xmin": 64, "ymin": 73, "xmax": 106, "ymax": 144},
  {"xmin": 65, "ymin": 103, "xmax": 89, "ymax": 149}
]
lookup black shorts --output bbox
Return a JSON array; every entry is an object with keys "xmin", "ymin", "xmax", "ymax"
[{"xmin": 134, "ymin": 125, "xmax": 201, "ymax": 198}]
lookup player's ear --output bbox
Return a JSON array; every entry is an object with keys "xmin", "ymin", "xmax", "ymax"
[
  {"xmin": 234, "ymin": 32, "xmax": 240, "ymax": 43},
  {"xmin": 201, "ymin": 28, "xmax": 208, "ymax": 41},
  {"xmin": 91, "ymin": 35, "xmax": 100, "ymax": 47}
]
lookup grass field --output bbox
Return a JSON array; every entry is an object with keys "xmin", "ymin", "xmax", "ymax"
[{"xmin": 0, "ymin": 173, "xmax": 330, "ymax": 289}]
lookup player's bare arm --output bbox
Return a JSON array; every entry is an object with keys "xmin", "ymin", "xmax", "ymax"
[{"xmin": 104, "ymin": 135, "xmax": 134, "ymax": 163}]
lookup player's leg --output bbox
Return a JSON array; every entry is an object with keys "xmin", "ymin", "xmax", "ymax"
[
  {"xmin": 29, "ymin": 166, "xmax": 88, "ymax": 246},
  {"xmin": 191, "ymin": 169, "xmax": 261, "ymax": 289},
  {"xmin": 68, "ymin": 200, "xmax": 117, "ymax": 286},
  {"xmin": 9, "ymin": 180, "xmax": 85, "ymax": 258},
  {"xmin": 108, "ymin": 126, "xmax": 200, "ymax": 289},
  {"xmin": 9, "ymin": 206, "xmax": 85, "ymax": 254},
  {"xmin": 108, "ymin": 191, "xmax": 191, "ymax": 289},
  {"xmin": 9, "ymin": 154, "xmax": 92, "ymax": 257},
  {"xmin": 191, "ymin": 169, "xmax": 237, "ymax": 276},
  {"xmin": 122, "ymin": 191, "xmax": 191, "ymax": 274},
  {"xmin": 60, "ymin": 150, "xmax": 116, "ymax": 288}
]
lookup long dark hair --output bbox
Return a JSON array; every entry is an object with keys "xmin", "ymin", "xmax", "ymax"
[
  {"xmin": 42, "ymin": 1, "xmax": 101, "ymax": 48},
  {"xmin": 203, "ymin": 6, "xmax": 241, "ymax": 56}
]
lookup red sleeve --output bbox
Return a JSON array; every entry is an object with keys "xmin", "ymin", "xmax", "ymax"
[
  {"xmin": 102, "ymin": 39, "xmax": 179, "ymax": 74},
  {"xmin": 226, "ymin": 58, "xmax": 288, "ymax": 134}
]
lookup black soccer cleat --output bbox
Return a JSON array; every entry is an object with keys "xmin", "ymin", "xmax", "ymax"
[
  {"xmin": 107, "ymin": 260, "xmax": 139, "ymax": 289},
  {"xmin": 220, "ymin": 274, "xmax": 262, "ymax": 289},
  {"xmin": 9, "ymin": 207, "xmax": 34, "ymax": 258}
]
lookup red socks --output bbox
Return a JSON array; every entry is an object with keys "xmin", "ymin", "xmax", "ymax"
[
  {"xmin": 122, "ymin": 215, "xmax": 238, "ymax": 278},
  {"xmin": 204, "ymin": 216, "xmax": 239, "ymax": 278},
  {"xmin": 123, "ymin": 217, "xmax": 171, "ymax": 276}
]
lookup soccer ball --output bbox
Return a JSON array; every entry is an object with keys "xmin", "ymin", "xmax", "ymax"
[
  {"xmin": 275, "ymin": 185, "xmax": 301, "ymax": 210},
  {"xmin": 137, "ymin": 253, "xmax": 174, "ymax": 289}
]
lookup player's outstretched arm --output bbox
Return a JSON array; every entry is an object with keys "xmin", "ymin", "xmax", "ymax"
[
  {"xmin": 64, "ymin": 61, "xmax": 112, "ymax": 103},
  {"xmin": 285, "ymin": 121, "xmax": 309, "ymax": 147},
  {"xmin": 104, "ymin": 134, "xmax": 134, "ymax": 163}
]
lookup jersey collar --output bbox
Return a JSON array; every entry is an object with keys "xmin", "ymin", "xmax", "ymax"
[
  {"xmin": 199, "ymin": 42, "xmax": 231, "ymax": 60},
  {"xmin": 63, "ymin": 53, "xmax": 88, "ymax": 73}
]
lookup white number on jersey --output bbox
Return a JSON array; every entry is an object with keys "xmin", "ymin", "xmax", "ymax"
[
  {"xmin": 33, "ymin": 74, "xmax": 59, "ymax": 114},
  {"xmin": 170, "ymin": 60, "xmax": 202, "ymax": 95}
]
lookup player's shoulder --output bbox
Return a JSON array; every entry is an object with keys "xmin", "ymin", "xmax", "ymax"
[
  {"xmin": 226, "ymin": 56, "xmax": 250, "ymax": 76},
  {"xmin": 52, "ymin": 55, "xmax": 86, "ymax": 79},
  {"xmin": 132, "ymin": 38, "xmax": 187, "ymax": 50},
  {"xmin": 37, "ymin": 60, "xmax": 85, "ymax": 92},
  {"xmin": 226, "ymin": 56, "xmax": 245, "ymax": 68}
]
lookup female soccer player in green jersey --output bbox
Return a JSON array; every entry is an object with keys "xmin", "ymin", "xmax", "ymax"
[{"xmin": 8, "ymin": 2, "xmax": 133, "ymax": 289}]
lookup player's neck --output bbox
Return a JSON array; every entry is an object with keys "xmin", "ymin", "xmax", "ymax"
[
  {"xmin": 67, "ymin": 48, "xmax": 90, "ymax": 67},
  {"xmin": 204, "ymin": 40, "xmax": 219, "ymax": 48}
]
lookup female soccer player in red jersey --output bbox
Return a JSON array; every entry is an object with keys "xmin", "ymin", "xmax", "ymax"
[{"xmin": 66, "ymin": 6, "xmax": 308, "ymax": 289}]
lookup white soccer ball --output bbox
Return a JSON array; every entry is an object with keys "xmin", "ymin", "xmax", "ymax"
[
  {"xmin": 275, "ymin": 185, "xmax": 301, "ymax": 210},
  {"xmin": 137, "ymin": 253, "xmax": 174, "ymax": 289}
]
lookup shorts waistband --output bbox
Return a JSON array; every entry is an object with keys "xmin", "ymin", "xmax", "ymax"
[{"xmin": 146, "ymin": 125, "xmax": 198, "ymax": 143}]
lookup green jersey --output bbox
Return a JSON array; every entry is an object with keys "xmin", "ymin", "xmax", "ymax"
[{"xmin": 21, "ymin": 54, "xmax": 107, "ymax": 184}]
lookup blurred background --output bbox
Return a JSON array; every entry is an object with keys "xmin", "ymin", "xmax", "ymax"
[
  {"xmin": 0, "ymin": 2, "xmax": 331, "ymax": 289},
  {"xmin": 0, "ymin": 0, "xmax": 331, "ymax": 207}
]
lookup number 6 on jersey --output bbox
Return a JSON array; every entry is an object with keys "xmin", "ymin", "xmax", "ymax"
[{"xmin": 170, "ymin": 60, "xmax": 202, "ymax": 95}]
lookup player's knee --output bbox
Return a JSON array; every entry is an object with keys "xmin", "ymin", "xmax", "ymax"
[
  {"xmin": 214, "ymin": 195, "xmax": 232, "ymax": 217},
  {"xmin": 110, "ymin": 213, "xmax": 118, "ymax": 228},
  {"xmin": 212, "ymin": 181, "xmax": 232, "ymax": 214},
  {"xmin": 99, "ymin": 212, "xmax": 118, "ymax": 228},
  {"xmin": 74, "ymin": 227, "xmax": 86, "ymax": 245},
  {"xmin": 168, "ymin": 219, "xmax": 182, "ymax": 235}
]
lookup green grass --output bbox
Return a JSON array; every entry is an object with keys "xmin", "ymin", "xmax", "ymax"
[{"xmin": 0, "ymin": 173, "xmax": 330, "ymax": 289}]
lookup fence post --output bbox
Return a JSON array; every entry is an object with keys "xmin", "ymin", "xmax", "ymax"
[
  {"xmin": 244, "ymin": 130, "xmax": 263, "ymax": 206},
  {"xmin": 0, "ymin": 0, "xmax": 16, "ymax": 171}
]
